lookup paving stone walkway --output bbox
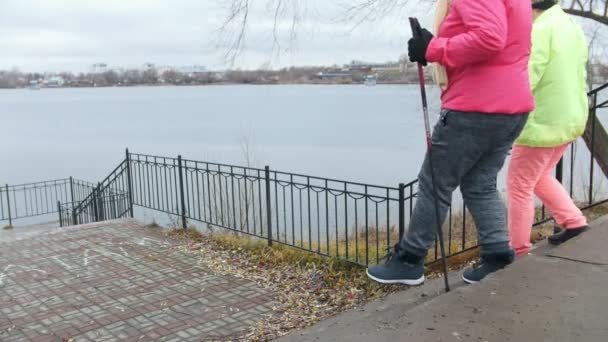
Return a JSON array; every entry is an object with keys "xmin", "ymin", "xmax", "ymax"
[{"xmin": 0, "ymin": 220, "xmax": 275, "ymax": 341}]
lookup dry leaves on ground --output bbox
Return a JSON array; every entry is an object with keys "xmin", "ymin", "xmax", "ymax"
[{"xmin": 166, "ymin": 229, "xmax": 402, "ymax": 341}]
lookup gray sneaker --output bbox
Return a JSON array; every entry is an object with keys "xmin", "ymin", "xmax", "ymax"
[
  {"xmin": 462, "ymin": 250, "xmax": 514, "ymax": 284},
  {"xmin": 366, "ymin": 246, "xmax": 425, "ymax": 286}
]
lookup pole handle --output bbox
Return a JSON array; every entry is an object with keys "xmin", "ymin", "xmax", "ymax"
[{"xmin": 409, "ymin": 17, "xmax": 422, "ymax": 39}]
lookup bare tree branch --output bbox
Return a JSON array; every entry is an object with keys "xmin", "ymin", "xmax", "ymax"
[
  {"xmin": 217, "ymin": 0, "xmax": 304, "ymax": 65},
  {"xmin": 216, "ymin": 0, "xmax": 422, "ymax": 64},
  {"xmin": 216, "ymin": 0, "xmax": 608, "ymax": 64},
  {"xmin": 339, "ymin": 0, "xmax": 411, "ymax": 29},
  {"xmin": 216, "ymin": 0, "xmax": 251, "ymax": 65}
]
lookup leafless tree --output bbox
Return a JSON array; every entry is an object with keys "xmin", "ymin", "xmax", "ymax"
[
  {"xmin": 339, "ymin": 0, "xmax": 426, "ymax": 28},
  {"xmin": 586, "ymin": 24, "xmax": 607, "ymax": 86},
  {"xmin": 142, "ymin": 68, "xmax": 159, "ymax": 84},
  {"xmin": 101, "ymin": 70, "xmax": 120, "ymax": 86},
  {"xmin": 217, "ymin": 1, "xmax": 608, "ymax": 62},
  {"xmin": 216, "ymin": 0, "xmax": 307, "ymax": 64},
  {"xmin": 161, "ymin": 70, "xmax": 182, "ymax": 85}
]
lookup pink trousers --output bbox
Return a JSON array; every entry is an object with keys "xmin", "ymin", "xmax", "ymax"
[{"xmin": 507, "ymin": 144, "xmax": 587, "ymax": 256}]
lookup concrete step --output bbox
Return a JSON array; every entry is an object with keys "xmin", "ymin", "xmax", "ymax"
[{"xmin": 281, "ymin": 216, "xmax": 608, "ymax": 342}]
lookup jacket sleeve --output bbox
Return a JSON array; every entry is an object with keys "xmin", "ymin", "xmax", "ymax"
[
  {"xmin": 529, "ymin": 23, "xmax": 551, "ymax": 92},
  {"xmin": 425, "ymin": 0, "xmax": 508, "ymax": 68}
]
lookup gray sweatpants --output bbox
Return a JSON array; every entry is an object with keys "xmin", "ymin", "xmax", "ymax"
[{"xmin": 401, "ymin": 110, "xmax": 528, "ymax": 257}]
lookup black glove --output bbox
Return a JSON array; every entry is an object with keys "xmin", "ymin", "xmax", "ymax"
[{"xmin": 408, "ymin": 28, "xmax": 434, "ymax": 66}]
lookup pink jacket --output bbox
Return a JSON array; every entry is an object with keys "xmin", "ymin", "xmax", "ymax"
[{"xmin": 426, "ymin": 0, "xmax": 535, "ymax": 114}]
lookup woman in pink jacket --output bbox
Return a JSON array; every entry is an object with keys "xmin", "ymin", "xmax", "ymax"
[{"xmin": 368, "ymin": 0, "xmax": 535, "ymax": 285}]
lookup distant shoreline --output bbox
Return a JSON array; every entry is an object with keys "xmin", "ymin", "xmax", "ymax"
[{"xmin": 6, "ymin": 80, "xmax": 430, "ymax": 90}]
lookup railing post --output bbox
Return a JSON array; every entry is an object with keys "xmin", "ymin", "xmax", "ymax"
[
  {"xmin": 555, "ymin": 158, "xmax": 563, "ymax": 184},
  {"xmin": 554, "ymin": 159, "xmax": 564, "ymax": 233},
  {"xmin": 110, "ymin": 192, "xmax": 116, "ymax": 219},
  {"xmin": 589, "ymin": 93, "xmax": 597, "ymax": 205},
  {"xmin": 5, "ymin": 184, "xmax": 12, "ymax": 227},
  {"xmin": 264, "ymin": 166, "xmax": 273, "ymax": 247},
  {"xmin": 99, "ymin": 182, "xmax": 106, "ymax": 221},
  {"xmin": 125, "ymin": 149, "xmax": 134, "ymax": 218},
  {"xmin": 93, "ymin": 183, "xmax": 100, "ymax": 222},
  {"xmin": 398, "ymin": 183, "xmax": 405, "ymax": 241},
  {"xmin": 177, "ymin": 155, "xmax": 187, "ymax": 229},
  {"xmin": 57, "ymin": 201, "xmax": 63, "ymax": 227},
  {"xmin": 69, "ymin": 176, "xmax": 76, "ymax": 215}
]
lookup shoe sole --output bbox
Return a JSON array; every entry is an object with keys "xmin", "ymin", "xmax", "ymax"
[
  {"xmin": 366, "ymin": 270, "xmax": 425, "ymax": 286},
  {"xmin": 462, "ymin": 275, "xmax": 479, "ymax": 285}
]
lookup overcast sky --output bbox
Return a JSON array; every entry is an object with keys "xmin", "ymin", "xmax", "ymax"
[
  {"xmin": 2, "ymin": 1, "xmax": 605, "ymax": 73},
  {"xmin": 0, "ymin": 0, "xmax": 436, "ymax": 73}
]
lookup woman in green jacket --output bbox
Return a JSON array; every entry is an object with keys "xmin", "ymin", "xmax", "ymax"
[{"xmin": 508, "ymin": 0, "xmax": 589, "ymax": 256}]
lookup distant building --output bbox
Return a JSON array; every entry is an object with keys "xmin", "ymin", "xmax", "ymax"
[
  {"xmin": 347, "ymin": 61, "xmax": 373, "ymax": 73},
  {"xmin": 371, "ymin": 63, "xmax": 402, "ymax": 73},
  {"xmin": 156, "ymin": 66, "xmax": 175, "ymax": 75},
  {"xmin": 179, "ymin": 65, "xmax": 207, "ymax": 74},
  {"xmin": 316, "ymin": 71, "xmax": 353, "ymax": 80},
  {"xmin": 44, "ymin": 76, "xmax": 65, "ymax": 87},
  {"xmin": 28, "ymin": 80, "xmax": 40, "ymax": 89},
  {"xmin": 342, "ymin": 56, "xmax": 413, "ymax": 74},
  {"xmin": 212, "ymin": 72, "xmax": 227, "ymax": 82},
  {"xmin": 90, "ymin": 63, "xmax": 108, "ymax": 74},
  {"xmin": 346, "ymin": 60, "xmax": 404, "ymax": 73}
]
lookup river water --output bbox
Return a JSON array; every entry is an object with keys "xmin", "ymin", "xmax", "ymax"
[{"xmin": 0, "ymin": 85, "xmax": 444, "ymax": 186}]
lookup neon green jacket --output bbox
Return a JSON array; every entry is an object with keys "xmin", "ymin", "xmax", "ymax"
[{"xmin": 515, "ymin": 5, "xmax": 588, "ymax": 147}]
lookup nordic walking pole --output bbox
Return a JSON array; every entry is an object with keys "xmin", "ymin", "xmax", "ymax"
[{"xmin": 409, "ymin": 17, "xmax": 450, "ymax": 292}]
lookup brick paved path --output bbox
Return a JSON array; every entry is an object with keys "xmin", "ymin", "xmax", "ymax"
[{"xmin": 0, "ymin": 220, "xmax": 274, "ymax": 341}]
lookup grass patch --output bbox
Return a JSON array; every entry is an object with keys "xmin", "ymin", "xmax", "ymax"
[
  {"xmin": 321, "ymin": 210, "xmax": 480, "ymax": 268},
  {"xmin": 583, "ymin": 202, "xmax": 608, "ymax": 221},
  {"xmin": 166, "ymin": 225, "xmax": 204, "ymax": 241},
  {"xmin": 2, "ymin": 225, "xmax": 13, "ymax": 230}
]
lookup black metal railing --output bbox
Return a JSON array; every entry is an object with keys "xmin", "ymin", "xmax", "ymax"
[
  {"xmin": 126, "ymin": 152, "xmax": 419, "ymax": 265},
  {"xmin": 59, "ymin": 191, "xmax": 129, "ymax": 227},
  {"xmin": 69, "ymin": 156, "xmax": 132, "ymax": 226},
  {"xmin": 0, "ymin": 178, "xmax": 95, "ymax": 226}
]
